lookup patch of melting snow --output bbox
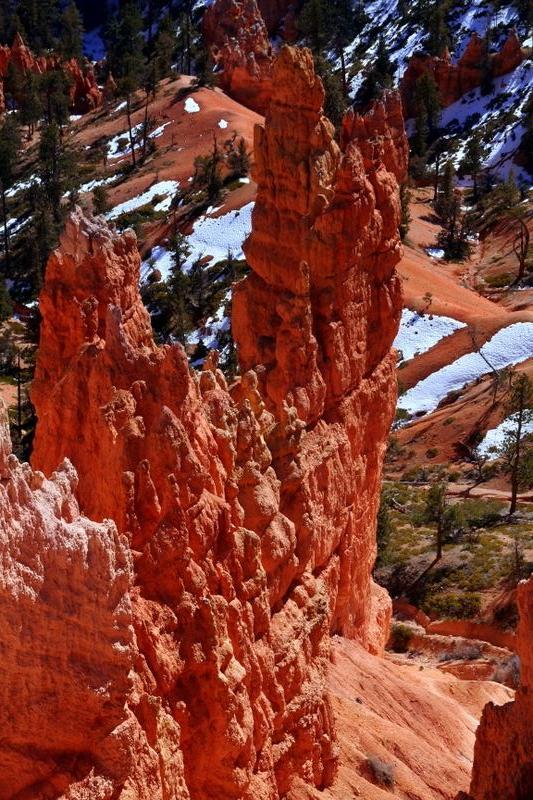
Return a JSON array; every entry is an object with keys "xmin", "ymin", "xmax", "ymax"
[
  {"xmin": 218, "ymin": 118, "xmax": 228, "ymax": 129},
  {"xmin": 393, "ymin": 309, "xmax": 466, "ymax": 363},
  {"xmin": 186, "ymin": 298, "xmax": 230, "ymax": 350},
  {"xmin": 478, "ymin": 413, "xmax": 533, "ymax": 457},
  {"xmin": 107, "ymin": 121, "xmax": 170, "ymax": 159},
  {"xmin": 426, "ymin": 247, "xmax": 445, "ymax": 259},
  {"xmin": 69, "ymin": 114, "xmax": 82, "ymax": 122},
  {"xmin": 6, "ymin": 176, "xmax": 40, "ymax": 198},
  {"xmin": 398, "ymin": 322, "xmax": 533, "ymax": 416},
  {"xmin": 114, "ymin": 100, "xmax": 127, "ymax": 114},
  {"xmin": 79, "ymin": 174, "xmax": 117, "ymax": 194},
  {"xmin": 106, "ymin": 180, "xmax": 179, "ymax": 220},
  {"xmin": 184, "ymin": 97, "xmax": 200, "ymax": 113},
  {"xmin": 141, "ymin": 245, "xmax": 174, "ymax": 282},
  {"xmin": 183, "ymin": 201, "xmax": 254, "ymax": 271}
]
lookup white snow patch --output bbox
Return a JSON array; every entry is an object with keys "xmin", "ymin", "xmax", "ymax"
[
  {"xmin": 426, "ymin": 247, "xmax": 445, "ymax": 259},
  {"xmin": 69, "ymin": 114, "xmax": 82, "ymax": 122},
  {"xmin": 114, "ymin": 101, "xmax": 127, "ymax": 114},
  {"xmin": 184, "ymin": 97, "xmax": 200, "ymax": 113},
  {"xmin": 141, "ymin": 245, "xmax": 174, "ymax": 282},
  {"xmin": 218, "ymin": 118, "xmax": 228, "ymax": 129},
  {"xmin": 79, "ymin": 174, "xmax": 117, "ymax": 194},
  {"xmin": 393, "ymin": 309, "xmax": 466, "ymax": 363},
  {"xmin": 106, "ymin": 180, "xmax": 179, "ymax": 220},
  {"xmin": 478, "ymin": 413, "xmax": 533, "ymax": 457},
  {"xmin": 183, "ymin": 202, "xmax": 254, "ymax": 271},
  {"xmin": 6, "ymin": 176, "xmax": 40, "ymax": 198},
  {"xmin": 398, "ymin": 323, "xmax": 533, "ymax": 416}
]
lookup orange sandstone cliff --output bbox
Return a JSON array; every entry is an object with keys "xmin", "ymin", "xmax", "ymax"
[
  {"xmin": 203, "ymin": 0, "xmax": 273, "ymax": 115},
  {"xmin": 400, "ymin": 31, "xmax": 525, "ymax": 118},
  {"xmin": 25, "ymin": 46, "xmax": 406, "ymax": 799},
  {"xmin": 461, "ymin": 576, "xmax": 533, "ymax": 800},
  {"xmin": 0, "ymin": 32, "xmax": 102, "ymax": 114}
]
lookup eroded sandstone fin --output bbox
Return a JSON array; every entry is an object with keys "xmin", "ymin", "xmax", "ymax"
[{"xmin": 26, "ymin": 45, "xmax": 407, "ymax": 799}]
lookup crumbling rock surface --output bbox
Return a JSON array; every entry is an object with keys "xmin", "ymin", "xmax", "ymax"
[
  {"xmin": 400, "ymin": 31, "xmax": 525, "ymax": 118},
  {"xmin": 463, "ymin": 577, "xmax": 533, "ymax": 800},
  {"xmin": 203, "ymin": 0, "xmax": 273, "ymax": 114},
  {"xmin": 0, "ymin": 400, "xmax": 140, "ymax": 800},
  {"xmin": 29, "ymin": 46, "xmax": 406, "ymax": 800},
  {"xmin": 0, "ymin": 33, "xmax": 102, "ymax": 114}
]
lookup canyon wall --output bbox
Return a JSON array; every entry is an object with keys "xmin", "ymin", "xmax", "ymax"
[
  {"xmin": 0, "ymin": 33, "xmax": 102, "ymax": 114},
  {"xmin": 203, "ymin": 0, "xmax": 273, "ymax": 115},
  {"xmin": 26, "ymin": 46, "xmax": 406, "ymax": 799},
  {"xmin": 400, "ymin": 31, "xmax": 525, "ymax": 118},
  {"xmin": 463, "ymin": 576, "xmax": 533, "ymax": 800}
]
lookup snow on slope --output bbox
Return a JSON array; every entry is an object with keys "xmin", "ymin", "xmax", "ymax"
[
  {"xmin": 182, "ymin": 202, "xmax": 254, "ymax": 271},
  {"xmin": 106, "ymin": 181, "xmax": 179, "ymax": 220},
  {"xmin": 398, "ymin": 322, "xmax": 533, "ymax": 416},
  {"xmin": 141, "ymin": 203, "xmax": 254, "ymax": 281},
  {"xmin": 394, "ymin": 309, "xmax": 466, "ymax": 362},
  {"xmin": 478, "ymin": 412, "xmax": 533, "ymax": 456},
  {"xmin": 441, "ymin": 59, "xmax": 533, "ymax": 183}
]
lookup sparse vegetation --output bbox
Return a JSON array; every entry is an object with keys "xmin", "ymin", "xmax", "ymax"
[{"xmin": 367, "ymin": 756, "xmax": 396, "ymax": 788}]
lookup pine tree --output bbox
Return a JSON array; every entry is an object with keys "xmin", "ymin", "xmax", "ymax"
[
  {"xmin": 298, "ymin": 0, "xmax": 330, "ymax": 56},
  {"xmin": 38, "ymin": 122, "xmax": 77, "ymax": 223},
  {"xmin": 92, "ymin": 184, "xmax": 109, "ymax": 215},
  {"xmin": 412, "ymin": 108, "xmax": 429, "ymax": 156},
  {"xmin": 0, "ymin": 279, "xmax": 12, "ymax": 321},
  {"xmin": 166, "ymin": 231, "xmax": 192, "ymax": 344},
  {"xmin": 315, "ymin": 55, "xmax": 346, "ymax": 128},
  {"xmin": 19, "ymin": 72, "xmax": 42, "ymax": 139},
  {"xmin": 424, "ymin": 1, "xmax": 450, "ymax": 57},
  {"xmin": 399, "ymin": 183, "xmax": 411, "ymax": 241},
  {"xmin": 415, "ymin": 72, "xmax": 441, "ymax": 134},
  {"xmin": 461, "ymin": 132, "xmax": 485, "ymax": 201},
  {"xmin": 0, "ymin": 114, "xmax": 20, "ymax": 268},
  {"xmin": 436, "ymin": 159, "xmax": 455, "ymax": 222},
  {"xmin": 192, "ymin": 135, "xmax": 224, "ymax": 203},
  {"xmin": 60, "ymin": 1, "xmax": 84, "ymax": 61},
  {"xmin": 224, "ymin": 133, "xmax": 250, "ymax": 179},
  {"xmin": 375, "ymin": 36, "xmax": 394, "ymax": 86},
  {"xmin": 38, "ymin": 68, "xmax": 72, "ymax": 127},
  {"xmin": 193, "ymin": 44, "xmax": 215, "ymax": 88},
  {"xmin": 500, "ymin": 374, "xmax": 533, "ymax": 515},
  {"xmin": 105, "ymin": 2, "xmax": 145, "ymax": 168}
]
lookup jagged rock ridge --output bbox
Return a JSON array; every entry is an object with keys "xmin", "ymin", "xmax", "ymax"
[
  {"xmin": 23, "ymin": 46, "xmax": 406, "ymax": 799},
  {"xmin": 0, "ymin": 32, "xmax": 102, "ymax": 114}
]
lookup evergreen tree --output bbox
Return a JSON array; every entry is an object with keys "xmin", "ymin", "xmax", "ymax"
[
  {"xmin": 38, "ymin": 122, "xmax": 77, "ymax": 224},
  {"xmin": 105, "ymin": 1, "xmax": 145, "ymax": 167},
  {"xmin": 15, "ymin": 0, "xmax": 60, "ymax": 53},
  {"xmin": 224, "ymin": 133, "xmax": 250, "ymax": 179},
  {"xmin": 39, "ymin": 68, "xmax": 72, "ymax": 127},
  {"xmin": 60, "ymin": 1, "xmax": 84, "ymax": 61},
  {"xmin": 192, "ymin": 135, "xmax": 224, "ymax": 203},
  {"xmin": 399, "ymin": 183, "xmax": 411, "ymax": 241},
  {"xmin": 193, "ymin": 44, "xmax": 215, "ymax": 88},
  {"xmin": 355, "ymin": 36, "xmax": 395, "ymax": 109},
  {"xmin": 375, "ymin": 36, "xmax": 394, "ymax": 86},
  {"xmin": 166, "ymin": 231, "xmax": 192, "ymax": 344},
  {"xmin": 424, "ymin": 1, "xmax": 450, "ymax": 57},
  {"xmin": 19, "ymin": 71, "xmax": 42, "ymax": 138},
  {"xmin": 0, "ymin": 279, "xmax": 12, "ymax": 321},
  {"xmin": 315, "ymin": 55, "xmax": 346, "ymax": 129},
  {"xmin": 412, "ymin": 107, "xmax": 429, "ymax": 156},
  {"xmin": 298, "ymin": 0, "xmax": 330, "ymax": 56},
  {"xmin": 436, "ymin": 159, "xmax": 455, "ymax": 222},
  {"xmin": 92, "ymin": 184, "xmax": 109, "ymax": 215},
  {"xmin": 437, "ymin": 193, "xmax": 473, "ymax": 260},
  {"xmin": 415, "ymin": 72, "xmax": 441, "ymax": 134},
  {"xmin": 0, "ymin": 114, "xmax": 20, "ymax": 268},
  {"xmin": 499, "ymin": 374, "xmax": 533, "ymax": 515},
  {"xmin": 461, "ymin": 132, "xmax": 485, "ymax": 201}
]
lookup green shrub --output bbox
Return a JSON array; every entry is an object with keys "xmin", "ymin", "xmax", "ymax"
[
  {"xmin": 389, "ymin": 622, "xmax": 414, "ymax": 652},
  {"xmin": 485, "ymin": 272, "xmax": 512, "ymax": 288},
  {"xmin": 423, "ymin": 591, "xmax": 481, "ymax": 619}
]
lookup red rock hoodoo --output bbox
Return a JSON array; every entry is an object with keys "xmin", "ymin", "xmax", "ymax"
[
  {"xmin": 400, "ymin": 31, "xmax": 525, "ymax": 118},
  {"xmin": 27, "ymin": 45, "xmax": 406, "ymax": 799},
  {"xmin": 203, "ymin": 0, "xmax": 273, "ymax": 115},
  {"xmin": 0, "ymin": 33, "xmax": 102, "ymax": 114},
  {"xmin": 462, "ymin": 576, "xmax": 533, "ymax": 800},
  {"xmin": 0, "ymin": 400, "xmax": 139, "ymax": 799}
]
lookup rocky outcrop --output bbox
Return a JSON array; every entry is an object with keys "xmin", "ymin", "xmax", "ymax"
[
  {"xmin": 0, "ymin": 400, "xmax": 141, "ymax": 799},
  {"xmin": 30, "ymin": 46, "xmax": 406, "ymax": 799},
  {"xmin": 463, "ymin": 576, "xmax": 533, "ymax": 800},
  {"xmin": 0, "ymin": 33, "xmax": 102, "ymax": 114},
  {"xmin": 203, "ymin": 0, "xmax": 273, "ymax": 114},
  {"xmin": 400, "ymin": 31, "xmax": 525, "ymax": 118}
]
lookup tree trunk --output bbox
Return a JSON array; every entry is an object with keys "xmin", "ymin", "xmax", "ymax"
[
  {"xmin": 510, "ymin": 396, "xmax": 524, "ymax": 515},
  {"xmin": 433, "ymin": 151, "xmax": 440, "ymax": 202},
  {"xmin": 1, "ymin": 185, "xmax": 9, "ymax": 268},
  {"xmin": 126, "ymin": 94, "xmax": 137, "ymax": 168},
  {"xmin": 142, "ymin": 91, "xmax": 150, "ymax": 161},
  {"xmin": 339, "ymin": 47, "xmax": 347, "ymax": 97}
]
